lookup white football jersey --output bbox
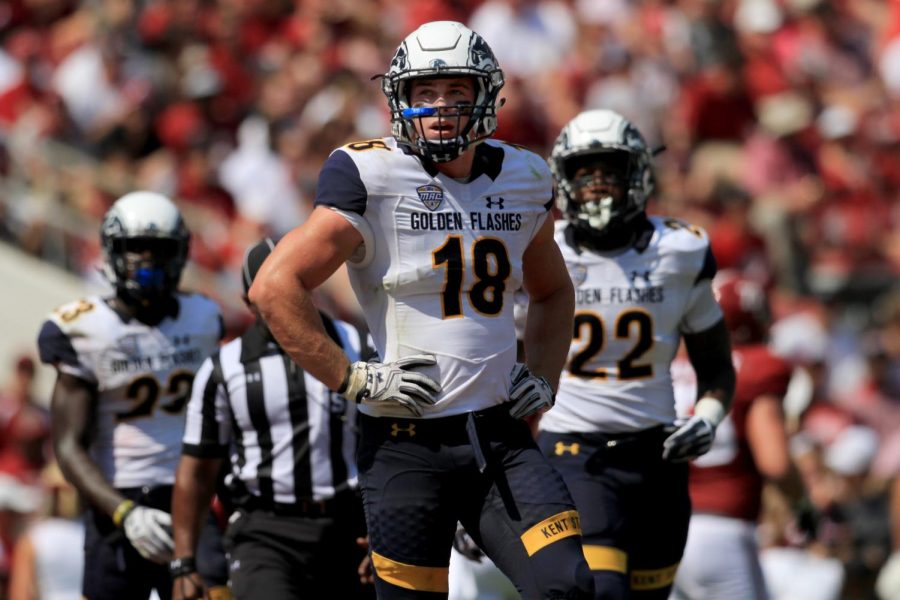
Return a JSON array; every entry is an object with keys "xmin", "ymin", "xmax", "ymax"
[
  {"xmin": 315, "ymin": 137, "xmax": 553, "ymax": 417},
  {"xmin": 37, "ymin": 294, "xmax": 222, "ymax": 487},
  {"xmin": 539, "ymin": 216, "xmax": 723, "ymax": 433}
]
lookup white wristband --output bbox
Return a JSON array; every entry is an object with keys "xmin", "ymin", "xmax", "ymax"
[{"xmin": 693, "ymin": 397, "xmax": 726, "ymax": 427}]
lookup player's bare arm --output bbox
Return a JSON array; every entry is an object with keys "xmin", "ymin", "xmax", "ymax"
[
  {"xmin": 683, "ymin": 319, "xmax": 736, "ymax": 414},
  {"xmin": 50, "ymin": 372, "xmax": 125, "ymax": 517},
  {"xmin": 521, "ymin": 215, "xmax": 576, "ymax": 392},
  {"xmin": 248, "ymin": 206, "xmax": 363, "ymax": 391}
]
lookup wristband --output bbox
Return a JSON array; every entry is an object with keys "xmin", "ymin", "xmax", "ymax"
[
  {"xmin": 337, "ymin": 363, "xmax": 352, "ymax": 394},
  {"xmin": 169, "ymin": 556, "xmax": 197, "ymax": 577},
  {"xmin": 694, "ymin": 397, "xmax": 726, "ymax": 427},
  {"xmin": 112, "ymin": 499, "xmax": 135, "ymax": 528}
]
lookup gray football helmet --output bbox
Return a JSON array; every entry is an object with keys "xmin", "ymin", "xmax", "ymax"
[
  {"xmin": 550, "ymin": 110, "xmax": 654, "ymax": 240},
  {"xmin": 382, "ymin": 21, "xmax": 504, "ymax": 163},
  {"xmin": 100, "ymin": 192, "xmax": 190, "ymax": 302}
]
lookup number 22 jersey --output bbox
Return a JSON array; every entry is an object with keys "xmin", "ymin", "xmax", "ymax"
[
  {"xmin": 315, "ymin": 137, "xmax": 553, "ymax": 417},
  {"xmin": 37, "ymin": 294, "xmax": 222, "ymax": 488},
  {"xmin": 540, "ymin": 217, "xmax": 723, "ymax": 434}
]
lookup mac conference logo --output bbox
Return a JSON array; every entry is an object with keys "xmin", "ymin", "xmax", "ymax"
[
  {"xmin": 416, "ymin": 184, "xmax": 444, "ymax": 211},
  {"xmin": 567, "ymin": 263, "xmax": 587, "ymax": 288}
]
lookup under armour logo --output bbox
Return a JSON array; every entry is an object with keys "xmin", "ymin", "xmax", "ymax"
[
  {"xmin": 485, "ymin": 196, "xmax": 505, "ymax": 209},
  {"xmin": 630, "ymin": 270, "xmax": 651, "ymax": 284},
  {"xmin": 390, "ymin": 423, "xmax": 417, "ymax": 437},
  {"xmin": 247, "ymin": 372, "xmax": 262, "ymax": 383},
  {"xmin": 555, "ymin": 441, "xmax": 580, "ymax": 456}
]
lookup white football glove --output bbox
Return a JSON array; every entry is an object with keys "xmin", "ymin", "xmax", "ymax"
[
  {"xmin": 341, "ymin": 354, "xmax": 442, "ymax": 417},
  {"xmin": 508, "ymin": 363, "xmax": 554, "ymax": 420},
  {"xmin": 122, "ymin": 505, "xmax": 174, "ymax": 564},
  {"xmin": 662, "ymin": 397, "xmax": 726, "ymax": 463}
]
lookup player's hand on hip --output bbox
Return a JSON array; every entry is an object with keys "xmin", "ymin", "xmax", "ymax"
[
  {"xmin": 341, "ymin": 354, "xmax": 442, "ymax": 417},
  {"xmin": 662, "ymin": 416, "xmax": 716, "ymax": 462},
  {"xmin": 122, "ymin": 505, "xmax": 175, "ymax": 563},
  {"xmin": 508, "ymin": 363, "xmax": 555, "ymax": 420}
]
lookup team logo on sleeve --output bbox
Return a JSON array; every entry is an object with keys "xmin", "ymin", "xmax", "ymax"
[
  {"xmin": 416, "ymin": 185, "xmax": 444, "ymax": 211},
  {"xmin": 567, "ymin": 263, "xmax": 587, "ymax": 288}
]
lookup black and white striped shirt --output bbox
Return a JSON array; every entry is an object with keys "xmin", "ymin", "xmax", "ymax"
[{"xmin": 182, "ymin": 315, "xmax": 367, "ymax": 504}]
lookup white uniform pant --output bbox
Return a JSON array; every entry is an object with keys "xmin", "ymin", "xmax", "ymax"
[{"xmin": 671, "ymin": 513, "xmax": 768, "ymax": 600}]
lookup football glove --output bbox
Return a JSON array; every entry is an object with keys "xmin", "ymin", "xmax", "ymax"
[
  {"xmin": 452, "ymin": 525, "xmax": 484, "ymax": 563},
  {"xmin": 122, "ymin": 505, "xmax": 175, "ymax": 564},
  {"xmin": 662, "ymin": 398, "xmax": 725, "ymax": 462},
  {"xmin": 508, "ymin": 363, "xmax": 554, "ymax": 420},
  {"xmin": 341, "ymin": 354, "xmax": 442, "ymax": 417}
]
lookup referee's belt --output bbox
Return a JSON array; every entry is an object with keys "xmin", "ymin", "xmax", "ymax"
[{"xmin": 239, "ymin": 489, "xmax": 354, "ymax": 518}]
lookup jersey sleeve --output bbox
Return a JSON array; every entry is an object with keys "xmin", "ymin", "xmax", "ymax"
[
  {"xmin": 313, "ymin": 149, "xmax": 368, "ymax": 215},
  {"xmin": 181, "ymin": 355, "xmax": 231, "ymax": 458},
  {"xmin": 36, "ymin": 319, "xmax": 97, "ymax": 384},
  {"xmin": 680, "ymin": 242, "xmax": 723, "ymax": 334}
]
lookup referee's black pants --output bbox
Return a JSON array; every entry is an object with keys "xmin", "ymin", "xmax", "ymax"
[
  {"xmin": 358, "ymin": 405, "xmax": 595, "ymax": 600},
  {"xmin": 223, "ymin": 491, "xmax": 373, "ymax": 599}
]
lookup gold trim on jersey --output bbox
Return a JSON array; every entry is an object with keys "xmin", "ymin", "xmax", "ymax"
[
  {"xmin": 370, "ymin": 551, "xmax": 449, "ymax": 592},
  {"xmin": 520, "ymin": 510, "xmax": 582, "ymax": 556},
  {"xmin": 583, "ymin": 545, "xmax": 627, "ymax": 573}
]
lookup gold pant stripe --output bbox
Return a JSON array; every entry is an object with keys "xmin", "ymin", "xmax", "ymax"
[
  {"xmin": 583, "ymin": 545, "xmax": 628, "ymax": 573},
  {"xmin": 631, "ymin": 562, "xmax": 680, "ymax": 590},
  {"xmin": 521, "ymin": 510, "xmax": 583, "ymax": 557},
  {"xmin": 371, "ymin": 551, "xmax": 449, "ymax": 593}
]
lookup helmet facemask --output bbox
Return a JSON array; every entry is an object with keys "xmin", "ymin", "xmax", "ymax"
[
  {"xmin": 382, "ymin": 22, "xmax": 504, "ymax": 163},
  {"xmin": 550, "ymin": 110, "xmax": 654, "ymax": 248}
]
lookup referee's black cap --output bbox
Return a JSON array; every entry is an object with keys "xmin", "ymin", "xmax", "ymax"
[{"xmin": 242, "ymin": 237, "xmax": 276, "ymax": 294}]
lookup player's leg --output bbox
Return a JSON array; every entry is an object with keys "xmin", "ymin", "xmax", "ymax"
[
  {"xmin": 358, "ymin": 415, "xmax": 459, "ymax": 599},
  {"xmin": 672, "ymin": 513, "xmax": 768, "ymax": 600},
  {"xmin": 81, "ymin": 501, "xmax": 156, "ymax": 600},
  {"xmin": 195, "ymin": 510, "xmax": 232, "ymax": 599},
  {"xmin": 627, "ymin": 458, "xmax": 690, "ymax": 600},
  {"xmin": 538, "ymin": 431, "xmax": 631, "ymax": 600},
  {"xmin": 471, "ymin": 421, "xmax": 595, "ymax": 599}
]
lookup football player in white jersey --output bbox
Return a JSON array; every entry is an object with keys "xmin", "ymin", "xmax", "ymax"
[
  {"xmin": 249, "ymin": 20, "xmax": 594, "ymax": 600},
  {"xmin": 537, "ymin": 110, "xmax": 736, "ymax": 600},
  {"xmin": 37, "ymin": 192, "xmax": 230, "ymax": 600}
]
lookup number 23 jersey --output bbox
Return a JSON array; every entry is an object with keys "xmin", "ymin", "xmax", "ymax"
[
  {"xmin": 315, "ymin": 137, "xmax": 553, "ymax": 417},
  {"xmin": 37, "ymin": 294, "xmax": 222, "ymax": 488},
  {"xmin": 540, "ymin": 217, "xmax": 723, "ymax": 434}
]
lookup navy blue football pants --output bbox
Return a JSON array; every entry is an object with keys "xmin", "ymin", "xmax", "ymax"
[
  {"xmin": 538, "ymin": 427, "xmax": 691, "ymax": 600},
  {"xmin": 82, "ymin": 485, "xmax": 228, "ymax": 600},
  {"xmin": 358, "ymin": 405, "xmax": 595, "ymax": 599}
]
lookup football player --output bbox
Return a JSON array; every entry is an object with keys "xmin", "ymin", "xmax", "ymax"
[
  {"xmin": 249, "ymin": 20, "xmax": 595, "ymax": 600},
  {"xmin": 538, "ymin": 109, "xmax": 736, "ymax": 599},
  {"xmin": 37, "ymin": 192, "xmax": 229, "ymax": 600},
  {"xmin": 672, "ymin": 272, "xmax": 799, "ymax": 599}
]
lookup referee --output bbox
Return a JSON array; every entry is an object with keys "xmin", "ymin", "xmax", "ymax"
[{"xmin": 170, "ymin": 238, "xmax": 373, "ymax": 600}]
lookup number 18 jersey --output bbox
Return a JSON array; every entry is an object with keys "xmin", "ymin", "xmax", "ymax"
[
  {"xmin": 540, "ymin": 217, "xmax": 723, "ymax": 434},
  {"xmin": 37, "ymin": 294, "xmax": 222, "ymax": 488},
  {"xmin": 315, "ymin": 137, "xmax": 553, "ymax": 417}
]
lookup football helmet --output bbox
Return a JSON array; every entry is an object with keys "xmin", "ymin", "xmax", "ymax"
[
  {"xmin": 382, "ymin": 21, "xmax": 504, "ymax": 163},
  {"xmin": 100, "ymin": 192, "xmax": 190, "ymax": 303},
  {"xmin": 714, "ymin": 271, "xmax": 770, "ymax": 344},
  {"xmin": 550, "ymin": 109, "xmax": 654, "ymax": 242}
]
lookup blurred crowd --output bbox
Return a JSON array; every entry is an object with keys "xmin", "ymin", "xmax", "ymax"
[{"xmin": 0, "ymin": 0, "xmax": 899, "ymax": 598}]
